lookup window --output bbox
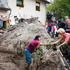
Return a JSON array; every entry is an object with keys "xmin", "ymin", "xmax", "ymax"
[
  {"xmin": 36, "ymin": 0, "xmax": 40, "ymax": 11},
  {"xmin": 16, "ymin": 0, "xmax": 24, "ymax": 7}
]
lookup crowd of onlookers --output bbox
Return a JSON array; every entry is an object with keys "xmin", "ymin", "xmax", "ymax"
[
  {"xmin": 46, "ymin": 12, "xmax": 70, "ymax": 65},
  {"xmin": 46, "ymin": 12, "xmax": 70, "ymax": 38}
]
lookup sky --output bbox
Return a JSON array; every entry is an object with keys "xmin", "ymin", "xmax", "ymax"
[{"xmin": 47, "ymin": 0, "xmax": 53, "ymax": 2}]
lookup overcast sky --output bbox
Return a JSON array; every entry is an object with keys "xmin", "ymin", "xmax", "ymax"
[{"xmin": 47, "ymin": 0, "xmax": 53, "ymax": 2}]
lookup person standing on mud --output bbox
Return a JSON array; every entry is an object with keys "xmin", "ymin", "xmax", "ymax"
[
  {"xmin": 46, "ymin": 12, "xmax": 53, "ymax": 35},
  {"xmin": 24, "ymin": 35, "xmax": 46, "ymax": 69},
  {"xmin": 51, "ymin": 28, "xmax": 70, "ymax": 61}
]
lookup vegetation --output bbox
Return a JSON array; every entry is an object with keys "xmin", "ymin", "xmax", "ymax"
[{"xmin": 47, "ymin": 0, "xmax": 70, "ymax": 18}]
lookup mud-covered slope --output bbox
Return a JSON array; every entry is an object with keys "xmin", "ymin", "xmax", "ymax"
[{"xmin": 0, "ymin": 19, "xmax": 65, "ymax": 70}]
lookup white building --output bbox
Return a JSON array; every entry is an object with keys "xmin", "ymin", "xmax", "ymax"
[
  {"xmin": 0, "ymin": 0, "xmax": 49, "ymax": 27},
  {"xmin": 8, "ymin": 0, "xmax": 49, "ymax": 25}
]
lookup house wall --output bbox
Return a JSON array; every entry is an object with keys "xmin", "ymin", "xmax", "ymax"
[
  {"xmin": 8, "ymin": 0, "xmax": 46, "ymax": 25},
  {"xmin": 0, "ymin": 0, "xmax": 9, "ymax": 8}
]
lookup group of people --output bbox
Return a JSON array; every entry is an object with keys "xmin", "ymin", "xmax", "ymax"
[
  {"xmin": 46, "ymin": 12, "xmax": 70, "ymax": 38},
  {"xmin": 46, "ymin": 12, "xmax": 70, "ymax": 65},
  {"xmin": 24, "ymin": 28, "xmax": 70, "ymax": 69},
  {"xmin": 15, "ymin": 13, "xmax": 70, "ymax": 69},
  {"xmin": 23, "ymin": 13, "xmax": 70, "ymax": 69}
]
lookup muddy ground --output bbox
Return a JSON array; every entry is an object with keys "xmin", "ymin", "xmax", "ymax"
[{"xmin": 0, "ymin": 19, "xmax": 66, "ymax": 70}]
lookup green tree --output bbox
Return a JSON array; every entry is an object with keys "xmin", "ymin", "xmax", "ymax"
[{"xmin": 47, "ymin": 0, "xmax": 70, "ymax": 18}]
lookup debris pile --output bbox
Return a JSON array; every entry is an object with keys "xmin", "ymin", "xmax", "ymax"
[{"xmin": 0, "ymin": 19, "xmax": 65, "ymax": 70}]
